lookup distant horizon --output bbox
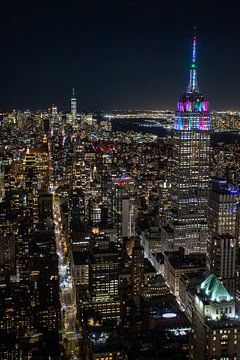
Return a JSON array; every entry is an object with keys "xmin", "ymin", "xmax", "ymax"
[{"xmin": 2, "ymin": 106, "xmax": 240, "ymax": 114}]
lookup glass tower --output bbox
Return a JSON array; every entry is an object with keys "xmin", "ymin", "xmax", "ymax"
[
  {"xmin": 170, "ymin": 30, "xmax": 211, "ymax": 254},
  {"xmin": 71, "ymin": 87, "xmax": 77, "ymax": 120}
]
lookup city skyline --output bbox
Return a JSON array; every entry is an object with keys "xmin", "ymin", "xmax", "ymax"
[
  {"xmin": 1, "ymin": 2, "xmax": 240, "ymax": 359},
  {"xmin": 1, "ymin": 0, "xmax": 240, "ymax": 110}
]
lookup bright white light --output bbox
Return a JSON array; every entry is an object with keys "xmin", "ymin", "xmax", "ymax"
[{"xmin": 162, "ymin": 312, "xmax": 177, "ymax": 319}]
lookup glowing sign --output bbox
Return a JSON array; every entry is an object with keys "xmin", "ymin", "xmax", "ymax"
[
  {"xmin": 112, "ymin": 175, "xmax": 133, "ymax": 187},
  {"xmin": 230, "ymin": 189, "xmax": 239, "ymax": 194},
  {"xmin": 162, "ymin": 312, "xmax": 177, "ymax": 319},
  {"xmin": 98, "ymin": 146, "xmax": 113, "ymax": 152}
]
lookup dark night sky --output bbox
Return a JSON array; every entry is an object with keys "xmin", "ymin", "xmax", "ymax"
[{"xmin": 1, "ymin": 0, "xmax": 240, "ymax": 111}]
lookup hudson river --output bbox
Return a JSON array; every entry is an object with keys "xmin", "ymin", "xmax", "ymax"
[{"xmin": 111, "ymin": 119, "xmax": 240, "ymax": 144}]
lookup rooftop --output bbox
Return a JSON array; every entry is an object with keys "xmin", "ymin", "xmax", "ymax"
[
  {"xmin": 165, "ymin": 249, "xmax": 205, "ymax": 270},
  {"xmin": 200, "ymin": 274, "xmax": 232, "ymax": 303},
  {"xmin": 73, "ymin": 251, "xmax": 89, "ymax": 266},
  {"xmin": 149, "ymin": 274, "xmax": 166, "ymax": 286}
]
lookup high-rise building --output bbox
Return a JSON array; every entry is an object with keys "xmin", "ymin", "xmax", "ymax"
[
  {"xmin": 208, "ymin": 178, "xmax": 239, "ymax": 238},
  {"xmin": 89, "ymin": 238, "xmax": 121, "ymax": 322},
  {"xmin": 51, "ymin": 104, "xmax": 58, "ymax": 117},
  {"xmin": 131, "ymin": 237, "xmax": 144, "ymax": 307},
  {"xmin": 112, "ymin": 176, "xmax": 135, "ymax": 242},
  {"xmin": 208, "ymin": 234, "xmax": 237, "ymax": 295},
  {"xmin": 167, "ymin": 30, "xmax": 211, "ymax": 254},
  {"xmin": 71, "ymin": 87, "xmax": 77, "ymax": 121},
  {"xmin": 0, "ymin": 201, "xmax": 17, "ymax": 280},
  {"xmin": 30, "ymin": 227, "xmax": 61, "ymax": 356},
  {"xmin": 207, "ymin": 178, "xmax": 239, "ymax": 294},
  {"xmin": 0, "ymin": 168, "xmax": 5, "ymax": 202},
  {"xmin": 190, "ymin": 274, "xmax": 240, "ymax": 359}
]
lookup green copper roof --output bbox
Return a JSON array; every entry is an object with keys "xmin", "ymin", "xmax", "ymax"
[{"xmin": 200, "ymin": 274, "xmax": 231, "ymax": 302}]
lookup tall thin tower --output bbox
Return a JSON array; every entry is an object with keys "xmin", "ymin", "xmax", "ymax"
[
  {"xmin": 71, "ymin": 87, "xmax": 77, "ymax": 120},
  {"xmin": 169, "ymin": 29, "xmax": 211, "ymax": 254}
]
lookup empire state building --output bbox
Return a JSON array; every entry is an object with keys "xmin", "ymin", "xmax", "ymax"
[{"xmin": 166, "ymin": 31, "xmax": 211, "ymax": 254}]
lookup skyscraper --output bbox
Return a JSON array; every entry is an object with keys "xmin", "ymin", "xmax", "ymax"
[
  {"xmin": 207, "ymin": 178, "xmax": 239, "ymax": 294},
  {"xmin": 168, "ymin": 30, "xmax": 211, "ymax": 254},
  {"xmin": 89, "ymin": 238, "xmax": 121, "ymax": 322},
  {"xmin": 112, "ymin": 175, "xmax": 135, "ymax": 242},
  {"xmin": 71, "ymin": 87, "xmax": 77, "ymax": 121},
  {"xmin": 131, "ymin": 237, "xmax": 144, "ymax": 307},
  {"xmin": 190, "ymin": 274, "xmax": 240, "ymax": 359},
  {"xmin": 208, "ymin": 178, "xmax": 239, "ymax": 238},
  {"xmin": 208, "ymin": 234, "xmax": 237, "ymax": 295}
]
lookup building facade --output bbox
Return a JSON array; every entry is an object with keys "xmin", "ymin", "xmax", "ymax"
[
  {"xmin": 190, "ymin": 274, "xmax": 240, "ymax": 359},
  {"xmin": 207, "ymin": 178, "xmax": 239, "ymax": 295},
  {"xmin": 168, "ymin": 31, "xmax": 211, "ymax": 254}
]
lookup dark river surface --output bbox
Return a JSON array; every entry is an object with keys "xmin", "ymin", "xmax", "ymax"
[{"xmin": 111, "ymin": 119, "xmax": 240, "ymax": 144}]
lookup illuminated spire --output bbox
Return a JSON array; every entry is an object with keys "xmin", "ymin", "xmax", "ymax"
[
  {"xmin": 71, "ymin": 88, "xmax": 77, "ymax": 119},
  {"xmin": 72, "ymin": 87, "xmax": 75, "ymax": 98},
  {"xmin": 187, "ymin": 27, "xmax": 199, "ymax": 93}
]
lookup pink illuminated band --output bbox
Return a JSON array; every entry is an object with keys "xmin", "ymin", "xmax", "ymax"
[{"xmin": 177, "ymin": 100, "xmax": 209, "ymax": 112}]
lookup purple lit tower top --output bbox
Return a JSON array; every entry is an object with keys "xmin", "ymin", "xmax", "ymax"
[{"xmin": 175, "ymin": 29, "xmax": 211, "ymax": 131}]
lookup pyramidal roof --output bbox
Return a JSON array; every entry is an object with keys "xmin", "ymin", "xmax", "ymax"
[{"xmin": 200, "ymin": 274, "xmax": 231, "ymax": 303}]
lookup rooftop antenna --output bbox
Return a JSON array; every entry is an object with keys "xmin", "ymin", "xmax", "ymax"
[{"xmin": 187, "ymin": 26, "xmax": 199, "ymax": 93}]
